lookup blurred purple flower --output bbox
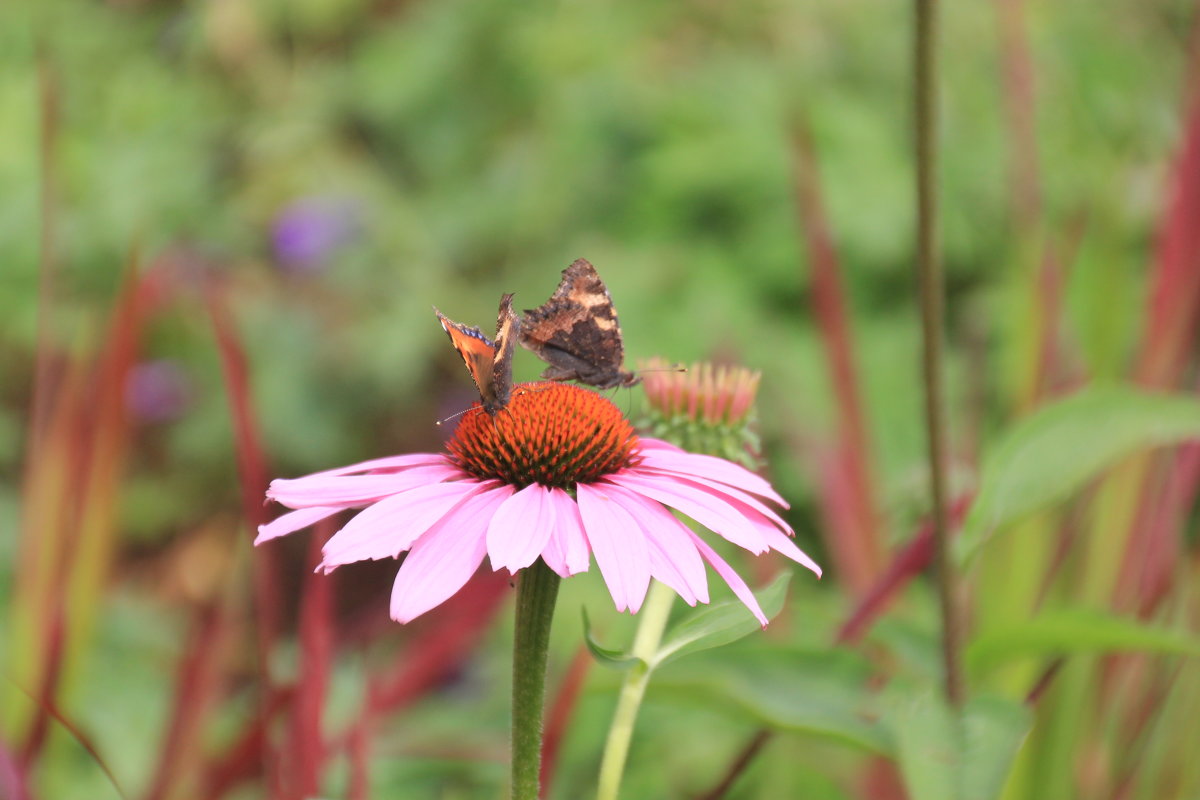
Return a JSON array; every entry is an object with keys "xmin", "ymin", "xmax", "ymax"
[
  {"xmin": 125, "ymin": 360, "xmax": 192, "ymax": 423},
  {"xmin": 271, "ymin": 196, "xmax": 360, "ymax": 273}
]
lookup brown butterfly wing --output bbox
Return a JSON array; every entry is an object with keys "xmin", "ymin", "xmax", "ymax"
[
  {"xmin": 489, "ymin": 294, "xmax": 517, "ymax": 411},
  {"xmin": 519, "ymin": 259, "xmax": 639, "ymax": 389},
  {"xmin": 436, "ymin": 294, "xmax": 518, "ymax": 414}
]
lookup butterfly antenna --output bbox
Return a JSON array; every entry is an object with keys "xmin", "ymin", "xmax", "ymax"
[
  {"xmin": 638, "ymin": 363, "xmax": 688, "ymax": 376},
  {"xmin": 435, "ymin": 407, "xmax": 473, "ymax": 426}
]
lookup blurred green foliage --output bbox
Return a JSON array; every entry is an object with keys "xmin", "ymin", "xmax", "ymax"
[{"xmin": 3, "ymin": 0, "xmax": 1186, "ymax": 493}]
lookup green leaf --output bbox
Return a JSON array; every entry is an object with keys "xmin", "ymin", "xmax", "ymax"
[
  {"xmin": 887, "ymin": 688, "xmax": 959, "ymax": 800},
  {"xmin": 581, "ymin": 607, "xmax": 643, "ymax": 670},
  {"xmin": 886, "ymin": 688, "xmax": 1030, "ymax": 800},
  {"xmin": 652, "ymin": 571, "xmax": 791, "ymax": 667},
  {"xmin": 966, "ymin": 609, "xmax": 1200, "ymax": 675},
  {"xmin": 654, "ymin": 646, "xmax": 890, "ymax": 754},
  {"xmin": 957, "ymin": 387, "xmax": 1200, "ymax": 563},
  {"xmin": 962, "ymin": 695, "xmax": 1032, "ymax": 800}
]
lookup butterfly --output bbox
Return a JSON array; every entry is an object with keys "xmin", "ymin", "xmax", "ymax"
[
  {"xmin": 435, "ymin": 293, "xmax": 518, "ymax": 415},
  {"xmin": 518, "ymin": 259, "xmax": 640, "ymax": 389}
]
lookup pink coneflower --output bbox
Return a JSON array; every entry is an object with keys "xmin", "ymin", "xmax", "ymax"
[
  {"xmin": 639, "ymin": 358, "xmax": 764, "ymax": 464},
  {"xmin": 257, "ymin": 382, "xmax": 820, "ymax": 624},
  {"xmin": 641, "ymin": 358, "xmax": 761, "ymax": 427}
]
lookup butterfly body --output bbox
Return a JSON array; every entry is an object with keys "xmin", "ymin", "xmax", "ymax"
[
  {"xmin": 519, "ymin": 259, "xmax": 639, "ymax": 389},
  {"xmin": 435, "ymin": 294, "xmax": 518, "ymax": 415}
]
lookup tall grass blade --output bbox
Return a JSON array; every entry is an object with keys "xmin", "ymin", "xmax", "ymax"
[{"xmin": 958, "ymin": 387, "xmax": 1200, "ymax": 563}]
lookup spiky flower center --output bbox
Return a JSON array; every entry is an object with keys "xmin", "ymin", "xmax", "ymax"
[{"xmin": 447, "ymin": 382, "xmax": 639, "ymax": 489}]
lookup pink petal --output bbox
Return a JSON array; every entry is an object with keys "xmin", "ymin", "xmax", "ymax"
[
  {"xmin": 699, "ymin": 492, "xmax": 819, "ymax": 575},
  {"xmin": 636, "ymin": 438, "xmax": 684, "ymax": 453},
  {"xmin": 488, "ymin": 484, "xmax": 557, "ymax": 573},
  {"xmin": 255, "ymin": 506, "xmax": 344, "ymax": 545},
  {"xmin": 686, "ymin": 532, "xmax": 768, "ymax": 627},
  {"xmin": 638, "ymin": 471, "xmax": 792, "ymax": 535},
  {"xmin": 606, "ymin": 472, "xmax": 769, "ymax": 554},
  {"xmin": 757, "ymin": 525, "xmax": 822, "ymax": 577},
  {"xmin": 542, "ymin": 489, "xmax": 590, "ymax": 577},
  {"xmin": 605, "ymin": 485, "xmax": 707, "ymax": 606},
  {"xmin": 268, "ymin": 463, "xmax": 463, "ymax": 508},
  {"xmin": 636, "ymin": 443, "xmax": 788, "ymax": 507},
  {"xmin": 576, "ymin": 484, "xmax": 651, "ymax": 614},
  {"xmin": 311, "ymin": 452, "xmax": 450, "ymax": 477},
  {"xmin": 540, "ymin": 527, "xmax": 569, "ymax": 577},
  {"xmin": 320, "ymin": 481, "xmax": 488, "ymax": 569},
  {"xmin": 389, "ymin": 488, "xmax": 510, "ymax": 623}
]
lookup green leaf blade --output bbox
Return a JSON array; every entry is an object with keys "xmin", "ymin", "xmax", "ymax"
[
  {"xmin": 654, "ymin": 646, "xmax": 891, "ymax": 754},
  {"xmin": 652, "ymin": 571, "xmax": 791, "ymax": 667},
  {"xmin": 885, "ymin": 689, "xmax": 1031, "ymax": 800},
  {"xmin": 581, "ymin": 607, "xmax": 644, "ymax": 671},
  {"xmin": 963, "ymin": 695, "xmax": 1032, "ymax": 800},
  {"xmin": 958, "ymin": 387, "xmax": 1200, "ymax": 563},
  {"xmin": 966, "ymin": 609, "xmax": 1200, "ymax": 676},
  {"xmin": 886, "ymin": 688, "xmax": 959, "ymax": 800}
]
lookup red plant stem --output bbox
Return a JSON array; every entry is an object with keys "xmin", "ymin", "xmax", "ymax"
[
  {"xmin": 305, "ymin": 573, "xmax": 510, "ymax": 795},
  {"xmin": 18, "ymin": 606, "xmax": 64, "ymax": 766},
  {"xmin": 1031, "ymin": 218, "xmax": 1087, "ymax": 403},
  {"xmin": 792, "ymin": 125, "xmax": 884, "ymax": 595},
  {"xmin": 913, "ymin": 0, "xmax": 965, "ymax": 708},
  {"xmin": 17, "ymin": 365, "xmax": 83, "ymax": 762},
  {"xmin": 811, "ymin": 449, "xmax": 872, "ymax": 598},
  {"xmin": 284, "ymin": 527, "xmax": 335, "ymax": 799},
  {"xmin": 365, "ymin": 570, "xmax": 510, "ymax": 712},
  {"xmin": 843, "ymin": 531, "xmax": 932, "ymax": 646},
  {"xmin": 206, "ymin": 286, "xmax": 281, "ymax": 652},
  {"xmin": 1103, "ymin": 86, "xmax": 1200, "ymax": 773},
  {"xmin": 205, "ymin": 284, "xmax": 283, "ymax": 796},
  {"xmin": 21, "ymin": 261, "xmax": 146, "ymax": 764},
  {"xmin": 1135, "ymin": 98, "xmax": 1200, "ymax": 389},
  {"xmin": 1114, "ymin": 86, "xmax": 1200, "ymax": 615},
  {"xmin": 7, "ymin": 664, "xmax": 128, "ymax": 800},
  {"xmin": 346, "ymin": 706, "xmax": 373, "ymax": 800},
  {"xmin": 694, "ymin": 729, "xmax": 772, "ymax": 800},
  {"xmin": 1030, "ymin": 247, "xmax": 1065, "ymax": 403},
  {"xmin": 836, "ymin": 494, "xmax": 973, "ymax": 645},
  {"xmin": 1171, "ymin": 414, "xmax": 1200, "ymax": 509},
  {"xmin": 994, "ymin": 0, "xmax": 1042, "ymax": 229},
  {"xmin": 0, "ymin": 741, "xmax": 31, "ymax": 800},
  {"xmin": 1114, "ymin": 458, "xmax": 1183, "ymax": 616},
  {"xmin": 145, "ymin": 601, "xmax": 234, "ymax": 800},
  {"xmin": 1024, "ymin": 659, "xmax": 1064, "ymax": 706},
  {"xmin": 203, "ymin": 688, "xmax": 295, "ymax": 799}
]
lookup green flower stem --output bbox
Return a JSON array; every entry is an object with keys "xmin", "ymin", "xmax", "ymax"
[
  {"xmin": 596, "ymin": 579, "xmax": 675, "ymax": 800},
  {"xmin": 913, "ymin": 0, "xmax": 965, "ymax": 707},
  {"xmin": 512, "ymin": 558, "xmax": 562, "ymax": 800}
]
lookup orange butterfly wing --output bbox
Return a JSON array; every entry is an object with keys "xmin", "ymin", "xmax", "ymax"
[{"xmin": 436, "ymin": 294, "xmax": 518, "ymax": 415}]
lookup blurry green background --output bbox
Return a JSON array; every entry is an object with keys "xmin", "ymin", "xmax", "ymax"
[
  {"xmin": 2, "ymin": 0, "xmax": 1197, "ymax": 797},
  {"xmin": 4, "ymin": 0, "xmax": 1186, "ymax": 490}
]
